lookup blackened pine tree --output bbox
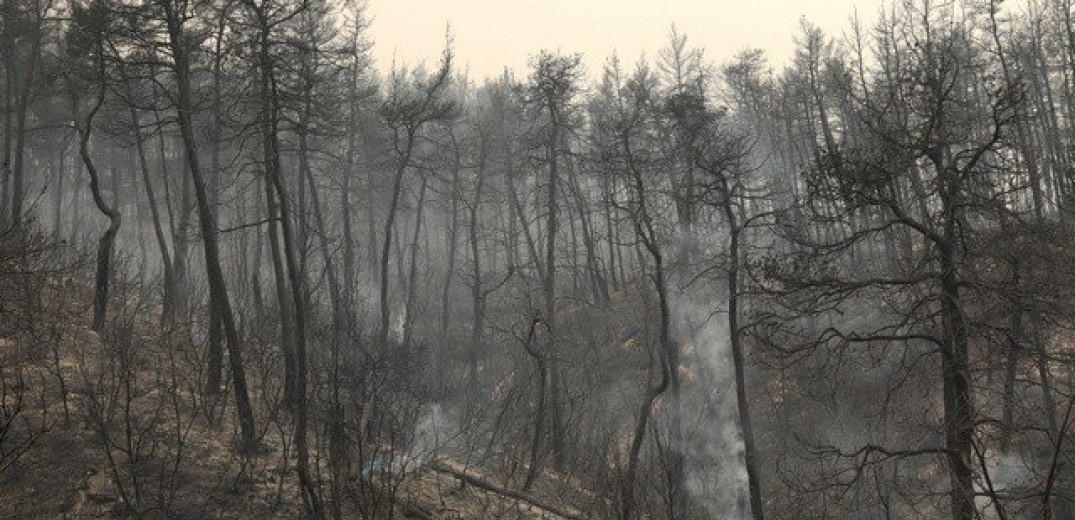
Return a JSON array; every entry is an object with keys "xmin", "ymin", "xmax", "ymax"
[{"xmin": 753, "ymin": 6, "xmax": 1025, "ymax": 520}]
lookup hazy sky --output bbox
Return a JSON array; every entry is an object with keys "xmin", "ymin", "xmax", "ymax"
[{"xmin": 366, "ymin": 1, "xmax": 884, "ymax": 81}]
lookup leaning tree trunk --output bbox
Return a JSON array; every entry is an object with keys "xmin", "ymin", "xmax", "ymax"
[
  {"xmin": 263, "ymin": 154, "xmax": 297, "ymax": 407},
  {"xmin": 522, "ymin": 318, "xmax": 548, "ymax": 492},
  {"xmin": 304, "ymin": 150, "xmax": 347, "ymax": 520},
  {"xmin": 620, "ymin": 225, "xmax": 671, "ymax": 520},
  {"xmin": 74, "ymin": 76, "xmax": 120, "ymax": 333},
  {"xmin": 620, "ymin": 155, "xmax": 672, "ymax": 520},
  {"xmin": 128, "ymin": 102, "xmax": 177, "ymax": 326},
  {"xmin": 161, "ymin": 0, "xmax": 256, "ymax": 452}
]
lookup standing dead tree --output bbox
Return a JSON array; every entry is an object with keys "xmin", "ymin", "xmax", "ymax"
[
  {"xmin": 155, "ymin": 0, "xmax": 257, "ymax": 451},
  {"xmin": 377, "ymin": 46, "xmax": 456, "ymax": 347},
  {"xmin": 65, "ymin": 0, "xmax": 120, "ymax": 332}
]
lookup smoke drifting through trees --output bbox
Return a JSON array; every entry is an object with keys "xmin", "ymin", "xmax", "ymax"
[{"xmin": 1, "ymin": 1, "xmax": 1074, "ymax": 519}]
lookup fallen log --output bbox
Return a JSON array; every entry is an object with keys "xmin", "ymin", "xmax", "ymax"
[{"xmin": 428, "ymin": 460, "xmax": 587, "ymax": 520}]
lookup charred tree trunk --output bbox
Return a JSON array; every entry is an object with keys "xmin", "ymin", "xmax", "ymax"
[
  {"xmin": 154, "ymin": 108, "xmax": 190, "ymax": 322},
  {"xmin": 620, "ymin": 160, "xmax": 671, "ymax": 520},
  {"xmin": 937, "ymin": 170, "xmax": 974, "ymax": 520},
  {"xmin": 402, "ymin": 174, "xmax": 428, "ymax": 349},
  {"xmin": 8, "ymin": 8, "xmax": 43, "ymax": 225},
  {"xmin": 248, "ymin": 2, "xmax": 321, "ymax": 513},
  {"xmin": 264, "ymin": 163, "xmax": 297, "ymax": 407},
  {"xmin": 468, "ymin": 141, "xmax": 488, "ymax": 397},
  {"xmin": 719, "ymin": 178, "xmax": 764, "ymax": 520},
  {"xmin": 1001, "ymin": 255, "xmax": 1023, "ymax": 453},
  {"xmin": 74, "ymin": 71, "xmax": 120, "ymax": 333},
  {"xmin": 440, "ymin": 139, "xmax": 462, "ymax": 342},
  {"xmin": 616, "ymin": 132, "xmax": 675, "ymax": 520},
  {"xmin": 161, "ymin": 0, "xmax": 256, "ymax": 452},
  {"xmin": 51, "ymin": 139, "xmax": 67, "ymax": 241},
  {"xmin": 522, "ymin": 318, "xmax": 548, "ymax": 492},
  {"xmin": 543, "ymin": 106, "xmax": 565, "ymax": 473},
  {"xmin": 128, "ymin": 103, "xmax": 177, "ymax": 326},
  {"xmin": 506, "ymin": 163, "xmax": 545, "ymax": 284},
  {"xmin": 378, "ymin": 132, "xmax": 415, "ymax": 347},
  {"xmin": 304, "ymin": 139, "xmax": 347, "ymax": 520}
]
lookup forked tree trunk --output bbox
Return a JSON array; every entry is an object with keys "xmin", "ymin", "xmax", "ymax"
[
  {"xmin": 378, "ymin": 133, "xmax": 416, "ymax": 347},
  {"xmin": 128, "ymin": 103, "xmax": 176, "ymax": 326}
]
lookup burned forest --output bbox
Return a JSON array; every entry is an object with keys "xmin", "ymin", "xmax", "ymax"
[{"xmin": 1, "ymin": 0, "xmax": 1075, "ymax": 518}]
